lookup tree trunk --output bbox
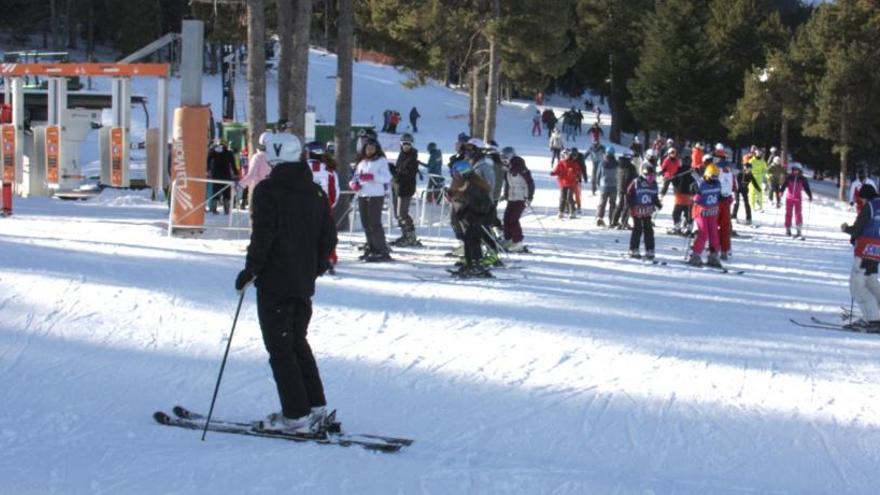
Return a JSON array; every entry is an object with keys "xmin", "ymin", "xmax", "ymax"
[
  {"xmin": 780, "ymin": 118, "xmax": 789, "ymax": 166},
  {"xmin": 288, "ymin": 0, "xmax": 312, "ymax": 138},
  {"xmin": 66, "ymin": 0, "xmax": 78, "ymax": 49},
  {"xmin": 333, "ymin": 0, "xmax": 354, "ymax": 231},
  {"xmin": 247, "ymin": 0, "xmax": 268, "ymax": 155},
  {"xmin": 50, "ymin": 0, "xmax": 60, "ymax": 50},
  {"xmin": 839, "ymin": 114, "xmax": 848, "ymax": 202},
  {"xmin": 468, "ymin": 66, "xmax": 477, "ymax": 136},
  {"xmin": 276, "ymin": 0, "xmax": 294, "ymax": 123},
  {"xmin": 86, "ymin": 0, "xmax": 94, "ymax": 61},
  {"xmin": 609, "ymin": 54, "xmax": 624, "ymax": 144},
  {"xmin": 482, "ymin": 0, "xmax": 501, "ymax": 143},
  {"xmin": 323, "ymin": 0, "xmax": 332, "ymax": 50},
  {"xmin": 471, "ymin": 64, "xmax": 487, "ymax": 139}
]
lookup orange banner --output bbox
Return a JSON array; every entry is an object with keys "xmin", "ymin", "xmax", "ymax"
[
  {"xmin": 110, "ymin": 127, "xmax": 124, "ymax": 187},
  {"xmin": 170, "ymin": 106, "xmax": 210, "ymax": 229},
  {"xmin": 46, "ymin": 125, "xmax": 60, "ymax": 186},
  {"xmin": 0, "ymin": 63, "xmax": 169, "ymax": 78},
  {"xmin": 2, "ymin": 125, "xmax": 15, "ymax": 184}
]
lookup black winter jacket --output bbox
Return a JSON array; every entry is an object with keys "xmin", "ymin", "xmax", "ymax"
[
  {"xmin": 392, "ymin": 148, "xmax": 420, "ymax": 197},
  {"xmin": 245, "ymin": 163, "xmax": 338, "ymax": 298}
]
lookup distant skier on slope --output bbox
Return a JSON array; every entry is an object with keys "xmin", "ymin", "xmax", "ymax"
[
  {"xmin": 235, "ymin": 132, "xmax": 338, "ymax": 434},
  {"xmin": 780, "ymin": 162, "xmax": 812, "ymax": 238}
]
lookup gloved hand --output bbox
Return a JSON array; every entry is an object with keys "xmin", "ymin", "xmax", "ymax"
[
  {"xmin": 235, "ymin": 269, "xmax": 255, "ymax": 291},
  {"xmin": 850, "ymin": 201, "xmax": 855, "ymax": 207},
  {"xmin": 841, "ymin": 222, "xmax": 849, "ymax": 232},
  {"xmin": 657, "ymin": 202, "xmax": 663, "ymax": 211},
  {"xmin": 349, "ymin": 180, "xmax": 361, "ymax": 192},
  {"xmin": 526, "ymin": 199, "xmax": 532, "ymax": 208},
  {"xmin": 360, "ymin": 173, "xmax": 375, "ymax": 182}
]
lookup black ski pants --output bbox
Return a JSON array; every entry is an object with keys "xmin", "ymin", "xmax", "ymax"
[
  {"xmin": 257, "ymin": 290, "xmax": 326, "ymax": 419},
  {"xmin": 629, "ymin": 217, "xmax": 655, "ymax": 252},
  {"xmin": 732, "ymin": 186, "xmax": 752, "ymax": 221},
  {"xmin": 611, "ymin": 189, "xmax": 630, "ymax": 226}
]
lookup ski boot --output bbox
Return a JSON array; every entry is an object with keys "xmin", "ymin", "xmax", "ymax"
[
  {"xmin": 720, "ymin": 251, "xmax": 729, "ymax": 261},
  {"xmin": 365, "ymin": 251, "xmax": 392, "ymax": 263},
  {"xmin": 687, "ymin": 253, "xmax": 703, "ymax": 267},
  {"xmin": 645, "ymin": 250, "xmax": 655, "ymax": 261},
  {"xmin": 706, "ymin": 252, "xmax": 723, "ymax": 268},
  {"xmin": 257, "ymin": 411, "xmax": 322, "ymax": 435},
  {"xmin": 480, "ymin": 250, "xmax": 503, "ymax": 268},
  {"xmin": 596, "ymin": 218, "xmax": 606, "ymax": 227},
  {"xmin": 389, "ymin": 234, "xmax": 407, "ymax": 247},
  {"xmin": 786, "ymin": 227, "xmax": 792, "ymax": 236},
  {"xmin": 358, "ymin": 245, "xmax": 372, "ymax": 261},
  {"xmin": 795, "ymin": 226, "xmax": 802, "ymax": 238},
  {"xmin": 508, "ymin": 241, "xmax": 527, "ymax": 253},
  {"xmin": 628, "ymin": 249, "xmax": 641, "ymax": 259}
]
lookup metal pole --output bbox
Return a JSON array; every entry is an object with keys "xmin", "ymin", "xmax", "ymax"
[{"xmin": 202, "ymin": 286, "xmax": 248, "ymax": 441}]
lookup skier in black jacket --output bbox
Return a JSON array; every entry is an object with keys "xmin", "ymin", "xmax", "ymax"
[
  {"xmin": 235, "ymin": 132, "xmax": 338, "ymax": 434},
  {"xmin": 207, "ymin": 141, "xmax": 237, "ymax": 214},
  {"xmin": 390, "ymin": 133, "xmax": 422, "ymax": 247}
]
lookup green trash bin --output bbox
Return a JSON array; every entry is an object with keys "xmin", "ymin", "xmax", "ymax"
[
  {"xmin": 314, "ymin": 123, "xmax": 375, "ymax": 154},
  {"xmin": 219, "ymin": 122, "xmax": 249, "ymax": 153}
]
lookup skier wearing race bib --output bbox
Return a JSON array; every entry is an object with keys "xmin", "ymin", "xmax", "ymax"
[
  {"xmin": 842, "ymin": 184, "xmax": 880, "ymax": 330},
  {"xmin": 688, "ymin": 164, "xmax": 723, "ymax": 268},
  {"xmin": 627, "ymin": 163, "xmax": 662, "ymax": 260}
]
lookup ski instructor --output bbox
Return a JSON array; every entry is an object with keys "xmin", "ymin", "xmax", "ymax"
[{"xmin": 234, "ymin": 132, "xmax": 338, "ymax": 434}]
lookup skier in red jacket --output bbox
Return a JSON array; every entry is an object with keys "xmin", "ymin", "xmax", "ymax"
[{"xmin": 551, "ymin": 149, "xmax": 582, "ymax": 218}]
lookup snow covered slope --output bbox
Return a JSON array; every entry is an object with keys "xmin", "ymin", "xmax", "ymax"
[{"xmin": 2, "ymin": 51, "xmax": 880, "ymax": 494}]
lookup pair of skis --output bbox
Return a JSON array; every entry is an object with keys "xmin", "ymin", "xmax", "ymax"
[
  {"xmin": 153, "ymin": 405, "xmax": 413, "ymax": 453},
  {"xmin": 789, "ymin": 316, "xmax": 880, "ymax": 334}
]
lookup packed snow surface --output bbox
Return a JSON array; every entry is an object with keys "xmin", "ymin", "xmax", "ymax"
[{"xmin": 2, "ymin": 49, "xmax": 880, "ymax": 494}]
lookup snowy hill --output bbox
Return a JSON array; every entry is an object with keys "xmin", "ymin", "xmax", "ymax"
[{"xmin": 2, "ymin": 50, "xmax": 880, "ymax": 494}]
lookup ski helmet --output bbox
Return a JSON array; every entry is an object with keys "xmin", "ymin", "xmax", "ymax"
[
  {"xmin": 704, "ymin": 164, "xmax": 720, "ymax": 179},
  {"xmin": 790, "ymin": 162, "xmax": 803, "ymax": 171},
  {"xmin": 264, "ymin": 133, "xmax": 302, "ymax": 165},
  {"xmin": 305, "ymin": 141, "xmax": 325, "ymax": 156},
  {"xmin": 427, "ymin": 142, "xmax": 438, "ymax": 151},
  {"xmin": 401, "ymin": 133, "xmax": 414, "ymax": 145},
  {"xmin": 451, "ymin": 160, "xmax": 472, "ymax": 176},
  {"xmin": 500, "ymin": 146, "xmax": 516, "ymax": 162}
]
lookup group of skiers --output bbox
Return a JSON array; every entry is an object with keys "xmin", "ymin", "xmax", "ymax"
[
  {"xmin": 381, "ymin": 107, "xmax": 420, "ymax": 134},
  {"xmin": 543, "ymin": 137, "xmax": 813, "ymax": 267}
]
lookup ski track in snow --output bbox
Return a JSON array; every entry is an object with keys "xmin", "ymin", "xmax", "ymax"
[{"xmin": 2, "ymin": 50, "xmax": 880, "ymax": 494}]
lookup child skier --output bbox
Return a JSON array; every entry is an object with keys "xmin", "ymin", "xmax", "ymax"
[
  {"xmin": 551, "ymin": 149, "xmax": 581, "ymax": 218},
  {"xmin": 780, "ymin": 162, "xmax": 813, "ymax": 237},
  {"xmin": 627, "ymin": 163, "xmax": 662, "ymax": 259},
  {"xmin": 501, "ymin": 148, "xmax": 535, "ymax": 253},
  {"xmin": 687, "ymin": 163, "xmax": 723, "ymax": 267}
]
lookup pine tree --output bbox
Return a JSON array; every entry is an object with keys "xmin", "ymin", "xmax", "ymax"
[
  {"xmin": 728, "ymin": 49, "xmax": 803, "ymax": 165},
  {"xmin": 792, "ymin": 0, "xmax": 880, "ymax": 200},
  {"xmin": 575, "ymin": 0, "xmax": 651, "ymax": 142},
  {"xmin": 628, "ymin": 0, "xmax": 714, "ymax": 141}
]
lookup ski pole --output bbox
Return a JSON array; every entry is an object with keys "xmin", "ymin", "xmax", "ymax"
[
  {"xmin": 849, "ymin": 297, "xmax": 854, "ymax": 327},
  {"xmin": 527, "ymin": 205, "xmax": 563, "ymax": 254},
  {"xmin": 804, "ymin": 199, "xmax": 812, "ymax": 238},
  {"xmin": 202, "ymin": 286, "xmax": 248, "ymax": 441}
]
